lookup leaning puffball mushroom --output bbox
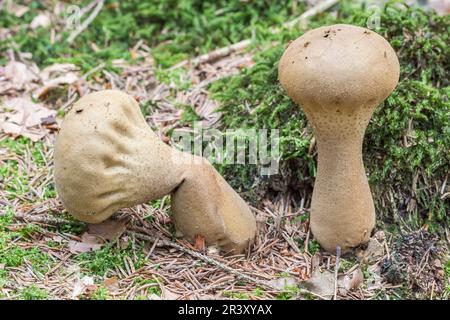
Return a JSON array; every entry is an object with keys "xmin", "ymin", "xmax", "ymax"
[
  {"xmin": 278, "ymin": 24, "xmax": 400, "ymax": 252},
  {"xmin": 54, "ymin": 90, "xmax": 256, "ymax": 254}
]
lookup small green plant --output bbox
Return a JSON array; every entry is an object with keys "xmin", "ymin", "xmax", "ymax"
[
  {"xmin": 223, "ymin": 291, "xmax": 249, "ymax": 300},
  {"xmin": 77, "ymin": 241, "xmax": 146, "ymax": 276},
  {"xmin": 21, "ymin": 285, "xmax": 48, "ymax": 300},
  {"xmin": 133, "ymin": 277, "xmax": 161, "ymax": 296},
  {"xmin": 90, "ymin": 286, "xmax": 110, "ymax": 300},
  {"xmin": 444, "ymin": 260, "xmax": 450, "ymax": 295},
  {"xmin": 308, "ymin": 240, "xmax": 321, "ymax": 255}
]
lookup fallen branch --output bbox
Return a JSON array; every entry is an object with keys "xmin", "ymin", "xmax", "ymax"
[
  {"xmin": 192, "ymin": 39, "xmax": 252, "ymax": 66},
  {"xmin": 284, "ymin": 0, "xmax": 340, "ymax": 29},
  {"xmin": 14, "ymin": 213, "xmax": 74, "ymax": 225}
]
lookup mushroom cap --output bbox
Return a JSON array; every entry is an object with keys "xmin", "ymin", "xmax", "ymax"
[
  {"xmin": 54, "ymin": 90, "xmax": 177, "ymax": 223},
  {"xmin": 278, "ymin": 24, "xmax": 400, "ymax": 111}
]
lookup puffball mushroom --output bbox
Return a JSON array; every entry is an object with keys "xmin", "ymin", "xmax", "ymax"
[
  {"xmin": 279, "ymin": 24, "xmax": 400, "ymax": 252},
  {"xmin": 54, "ymin": 90, "xmax": 256, "ymax": 254}
]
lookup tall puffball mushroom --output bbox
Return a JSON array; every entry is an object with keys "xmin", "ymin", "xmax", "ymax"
[
  {"xmin": 54, "ymin": 90, "xmax": 256, "ymax": 254},
  {"xmin": 278, "ymin": 24, "xmax": 400, "ymax": 252}
]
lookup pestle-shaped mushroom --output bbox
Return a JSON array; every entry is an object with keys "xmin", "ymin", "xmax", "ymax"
[
  {"xmin": 54, "ymin": 90, "xmax": 256, "ymax": 254},
  {"xmin": 278, "ymin": 24, "xmax": 400, "ymax": 252}
]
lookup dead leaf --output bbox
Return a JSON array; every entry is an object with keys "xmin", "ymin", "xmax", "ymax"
[
  {"xmin": 358, "ymin": 238, "xmax": 385, "ymax": 263},
  {"xmin": 429, "ymin": 0, "xmax": 450, "ymax": 15},
  {"xmin": 4, "ymin": 60, "xmax": 39, "ymax": 89},
  {"xmin": 341, "ymin": 268, "xmax": 364, "ymax": 294},
  {"xmin": 104, "ymin": 277, "xmax": 120, "ymax": 294},
  {"xmin": 87, "ymin": 219, "xmax": 127, "ymax": 241},
  {"xmin": 71, "ymin": 275, "xmax": 94, "ymax": 299},
  {"xmin": 303, "ymin": 269, "xmax": 335, "ymax": 299},
  {"xmin": 268, "ymin": 277, "xmax": 298, "ymax": 291},
  {"xmin": 348, "ymin": 268, "xmax": 364, "ymax": 290},
  {"xmin": 68, "ymin": 232, "xmax": 103, "ymax": 254},
  {"xmin": 194, "ymin": 234, "xmax": 206, "ymax": 251},
  {"xmin": 30, "ymin": 14, "xmax": 51, "ymax": 29},
  {"xmin": 162, "ymin": 287, "xmax": 180, "ymax": 300},
  {"xmin": 34, "ymin": 63, "xmax": 80, "ymax": 99},
  {"xmin": 6, "ymin": 2, "xmax": 29, "ymax": 17},
  {"xmin": 0, "ymin": 98, "xmax": 56, "ymax": 141}
]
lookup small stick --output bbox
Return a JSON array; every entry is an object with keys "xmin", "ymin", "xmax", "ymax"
[
  {"xmin": 191, "ymin": 39, "xmax": 252, "ymax": 66},
  {"xmin": 284, "ymin": 0, "xmax": 340, "ymax": 29},
  {"xmin": 333, "ymin": 246, "xmax": 341, "ymax": 300},
  {"xmin": 67, "ymin": 0, "xmax": 104, "ymax": 44},
  {"xmin": 14, "ymin": 214, "xmax": 73, "ymax": 225}
]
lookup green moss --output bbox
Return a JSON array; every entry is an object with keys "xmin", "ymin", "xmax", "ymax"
[
  {"xmin": 223, "ymin": 291, "xmax": 250, "ymax": 299},
  {"xmin": 20, "ymin": 285, "xmax": 48, "ymax": 300},
  {"xmin": 0, "ymin": 137, "xmax": 55, "ymax": 200},
  {"xmin": 209, "ymin": 1, "xmax": 450, "ymax": 230},
  {"xmin": 76, "ymin": 241, "xmax": 146, "ymax": 276},
  {"xmin": 444, "ymin": 260, "xmax": 450, "ymax": 295},
  {"xmin": 1, "ymin": 0, "xmax": 305, "ymax": 70},
  {"xmin": 132, "ymin": 277, "xmax": 162, "ymax": 296}
]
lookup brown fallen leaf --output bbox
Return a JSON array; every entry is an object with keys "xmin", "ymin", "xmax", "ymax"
[
  {"xmin": 340, "ymin": 267, "xmax": 364, "ymax": 295},
  {"xmin": 194, "ymin": 234, "xmax": 206, "ymax": 251},
  {"xmin": 6, "ymin": 2, "xmax": 29, "ymax": 17},
  {"xmin": 358, "ymin": 237, "xmax": 385, "ymax": 263},
  {"xmin": 71, "ymin": 275, "xmax": 94, "ymax": 299},
  {"xmin": 4, "ymin": 60, "xmax": 39, "ymax": 90},
  {"xmin": 348, "ymin": 268, "xmax": 364, "ymax": 290},
  {"xmin": 104, "ymin": 277, "xmax": 120, "ymax": 294},
  {"xmin": 0, "ymin": 98, "xmax": 56, "ymax": 142},
  {"xmin": 34, "ymin": 63, "xmax": 80, "ymax": 99},
  {"xmin": 87, "ymin": 218, "xmax": 127, "ymax": 241},
  {"xmin": 303, "ymin": 269, "xmax": 335, "ymax": 299},
  {"xmin": 30, "ymin": 14, "xmax": 51, "ymax": 30},
  {"xmin": 68, "ymin": 232, "xmax": 103, "ymax": 254},
  {"xmin": 162, "ymin": 287, "xmax": 180, "ymax": 300}
]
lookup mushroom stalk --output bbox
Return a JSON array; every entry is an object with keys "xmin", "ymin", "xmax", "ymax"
[{"xmin": 312, "ymin": 125, "xmax": 375, "ymax": 252}]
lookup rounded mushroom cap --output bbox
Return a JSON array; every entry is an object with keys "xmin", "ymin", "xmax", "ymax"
[
  {"xmin": 279, "ymin": 24, "xmax": 400, "ymax": 112},
  {"xmin": 54, "ymin": 90, "xmax": 172, "ymax": 223}
]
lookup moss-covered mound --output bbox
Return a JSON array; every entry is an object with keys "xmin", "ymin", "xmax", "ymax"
[{"xmin": 209, "ymin": 1, "xmax": 450, "ymax": 231}]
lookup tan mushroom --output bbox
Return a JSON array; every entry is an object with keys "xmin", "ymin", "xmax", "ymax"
[
  {"xmin": 278, "ymin": 24, "xmax": 400, "ymax": 252},
  {"xmin": 54, "ymin": 90, "xmax": 256, "ymax": 254}
]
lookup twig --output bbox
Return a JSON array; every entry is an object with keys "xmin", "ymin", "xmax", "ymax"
[
  {"xmin": 67, "ymin": 0, "xmax": 104, "ymax": 44},
  {"xmin": 333, "ymin": 246, "xmax": 341, "ymax": 300},
  {"xmin": 282, "ymin": 231, "xmax": 301, "ymax": 253},
  {"xmin": 284, "ymin": 0, "xmax": 340, "ymax": 29},
  {"xmin": 14, "ymin": 214, "xmax": 73, "ymax": 225},
  {"xmin": 192, "ymin": 39, "xmax": 252, "ymax": 66},
  {"xmin": 170, "ymin": 0, "xmax": 340, "ymax": 70}
]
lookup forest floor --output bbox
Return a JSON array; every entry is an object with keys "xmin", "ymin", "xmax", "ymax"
[{"xmin": 0, "ymin": 0, "xmax": 449, "ymax": 300}]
